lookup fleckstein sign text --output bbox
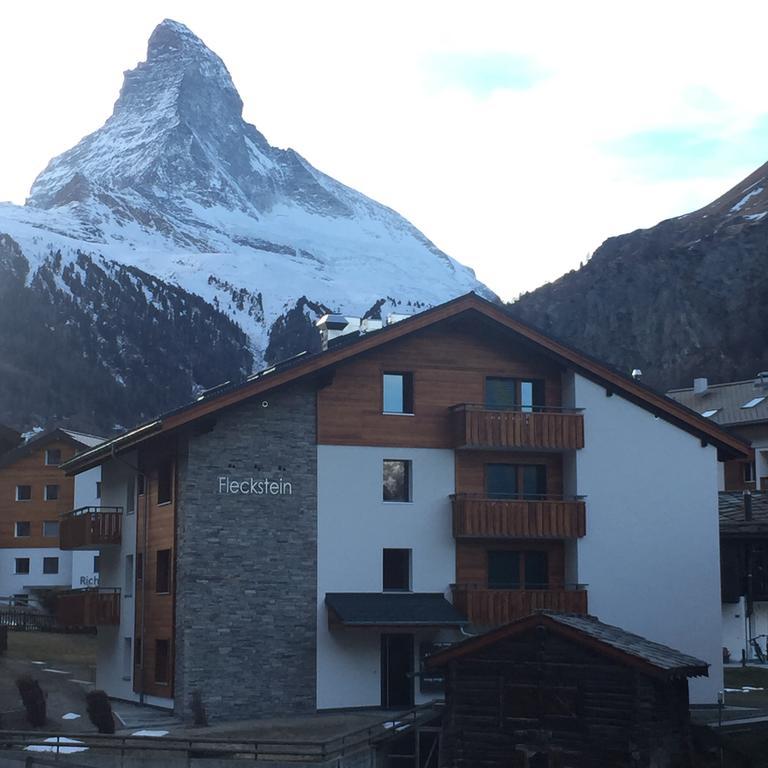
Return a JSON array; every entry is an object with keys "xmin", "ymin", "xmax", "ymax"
[{"xmin": 218, "ymin": 476, "xmax": 293, "ymax": 495}]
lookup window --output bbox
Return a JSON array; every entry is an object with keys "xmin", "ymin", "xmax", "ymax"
[
  {"xmin": 15, "ymin": 485, "xmax": 31, "ymax": 501},
  {"xmin": 126, "ymin": 479, "xmax": 136, "ymax": 514},
  {"xmin": 136, "ymin": 552, "xmax": 143, "ymax": 581},
  {"xmin": 43, "ymin": 520, "xmax": 59, "ymax": 538},
  {"xmin": 96, "ymin": 481, "xmax": 102, "ymax": 499},
  {"xmin": 487, "ymin": 550, "xmax": 549, "ymax": 590},
  {"xmin": 44, "ymin": 484, "xmax": 59, "ymax": 501},
  {"xmin": 137, "ymin": 474, "xmax": 145, "ymax": 496},
  {"xmin": 701, "ymin": 409, "xmax": 720, "ymax": 418},
  {"xmin": 45, "ymin": 448, "xmax": 62, "ymax": 466},
  {"xmin": 742, "ymin": 397, "xmax": 767, "ymax": 409},
  {"xmin": 383, "ymin": 549, "xmax": 411, "ymax": 591},
  {"xmin": 383, "ymin": 460, "xmax": 411, "ymax": 502},
  {"xmin": 14, "ymin": 521, "xmax": 31, "ymax": 538},
  {"xmin": 155, "ymin": 639, "xmax": 170, "ymax": 684},
  {"xmin": 14, "ymin": 558, "xmax": 30, "ymax": 575},
  {"xmin": 383, "ymin": 372, "xmax": 414, "ymax": 414},
  {"xmin": 93, "ymin": 555, "xmax": 100, "ymax": 574},
  {"xmin": 744, "ymin": 463, "xmax": 756, "ymax": 484},
  {"xmin": 124, "ymin": 555, "xmax": 134, "ymax": 597},
  {"xmin": 12, "ymin": 593, "xmax": 29, "ymax": 607},
  {"xmin": 156, "ymin": 549, "xmax": 171, "ymax": 593},
  {"xmin": 486, "ymin": 464, "xmax": 547, "ymax": 500},
  {"xmin": 134, "ymin": 637, "xmax": 142, "ymax": 667},
  {"xmin": 43, "ymin": 557, "xmax": 59, "ymax": 575},
  {"xmin": 485, "ymin": 377, "xmax": 545, "ymax": 411},
  {"xmin": 123, "ymin": 638, "xmax": 132, "ymax": 681},
  {"xmin": 157, "ymin": 462, "xmax": 173, "ymax": 505}
]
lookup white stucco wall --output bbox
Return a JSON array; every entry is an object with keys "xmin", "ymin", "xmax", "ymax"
[
  {"xmin": 93, "ymin": 456, "xmax": 140, "ymax": 702},
  {"xmin": 74, "ymin": 466, "xmax": 101, "ymax": 508},
  {"xmin": 316, "ymin": 445, "xmax": 459, "ymax": 709},
  {"xmin": 0, "ymin": 547, "xmax": 73, "ymax": 596},
  {"xmin": 574, "ymin": 374, "xmax": 723, "ymax": 703}
]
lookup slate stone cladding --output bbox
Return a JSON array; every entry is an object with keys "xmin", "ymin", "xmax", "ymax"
[{"xmin": 174, "ymin": 383, "xmax": 317, "ymax": 721}]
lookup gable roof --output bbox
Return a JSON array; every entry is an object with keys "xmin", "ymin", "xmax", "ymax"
[
  {"xmin": 0, "ymin": 427, "xmax": 105, "ymax": 469},
  {"xmin": 62, "ymin": 292, "xmax": 749, "ymax": 474},
  {"xmin": 425, "ymin": 611, "xmax": 708, "ymax": 680},
  {"xmin": 668, "ymin": 377, "xmax": 768, "ymax": 429}
]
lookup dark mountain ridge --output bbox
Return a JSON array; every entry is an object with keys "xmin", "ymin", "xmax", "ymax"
[{"xmin": 510, "ymin": 162, "xmax": 768, "ymax": 391}]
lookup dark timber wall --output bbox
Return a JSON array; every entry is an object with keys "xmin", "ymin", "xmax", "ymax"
[
  {"xmin": 174, "ymin": 383, "xmax": 317, "ymax": 721},
  {"xmin": 439, "ymin": 627, "xmax": 694, "ymax": 768}
]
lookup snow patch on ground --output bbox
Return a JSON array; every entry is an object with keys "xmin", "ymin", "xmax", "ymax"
[{"xmin": 730, "ymin": 187, "xmax": 764, "ymax": 213}]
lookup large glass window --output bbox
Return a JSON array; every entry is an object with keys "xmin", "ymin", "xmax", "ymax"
[
  {"xmin": 383, "ymin": 460, "xmax": 412, "ymax": 502},
  {"xmin": 486, "ymin": 464, "xmax": 547, "ymax": 499},
  {"xmin": 383, "ymin": 372, "xmax": 414, "ymax": 414},
  {"xmin": 45, "ymin": 448, "xmax": 62, "ymax": 466},
  {"xmin": 487, "ymin": 550, "xmax": 549, "ymax": 590},
  {"xmin": 14, "ymin": 558, "xmax": 30, "ymax": 575},
  {"xmin": 156, "ymin": 549, "xmax": 172, "ymax": 594},
  {"xmin": 14, "ymin": 521, "xmax": 31, "ymax": 537},
  {"xmin": 157, "ymin": 462, "xmax": 173, "ymax": 505},
  {"xmin": 43, "ymin": 557, "xmax": 59, "ymax": 575},
  {"xmin": 485, "ymin": 377, "xmax": 545, "ymax": 411},
  {"xmin": 488, "ymin": 551, "xmax": 521, "ymax": 589},
  {"xmin": 43, "ymin": 520, "xmax": 59, "ymax": 538},
  {"xmin": 44, "ymin": 484, "xmax": 59, "ymax": 501},
  {"xmin": 154, "ymin": 639, "xmax": 170, "ymax": 684},
  {"xmin": 383, "ymin": 549, "xmax": 411, "ymax": 591},
  {"xmin": 486, "ymin": 464, "xmax": 518, "ymax": 499},
  {"xmin": 15, "ymin": 485, "xmax": 31, "ymax": 501}
]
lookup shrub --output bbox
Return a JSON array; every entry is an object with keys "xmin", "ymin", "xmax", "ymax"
[
  {"xmin": 190, "ymin": 689, "xmax": 208, "ymax": 727},
  {"xmin": 85, "ymin": 689, "xmax": 115, "ymax": 734},
  {"xmin": 16, "ymin": 676, "xmax": 46, "ymax": 727}
]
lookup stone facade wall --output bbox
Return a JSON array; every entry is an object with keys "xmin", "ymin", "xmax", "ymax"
[{"xmin": 175, "ymin": 383, "xmax": 317, "ymax": 721}]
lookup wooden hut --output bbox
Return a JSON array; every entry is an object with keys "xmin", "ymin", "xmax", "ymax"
[{"xmin": 425, "ymin": 611, "xmax": 708, "ymax": 768}]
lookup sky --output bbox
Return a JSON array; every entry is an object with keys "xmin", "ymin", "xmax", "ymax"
[{"xmin": 2, "ymin": 1, "xmax": 768, "ymax": 300}]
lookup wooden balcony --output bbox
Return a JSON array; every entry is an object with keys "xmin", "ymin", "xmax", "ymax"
[
  {"xmin": 452, "ymin": 495, "xmax": 586, "ymax": 539},
  {"xmin": 452, "ymin": 584, "xmax": 588, "ymax": 626},
  {"xmin": 55, "ymin": 588, "xmax": 121, "ymax": 627},
  {"xmin": 59, "ymin": 506, "xmax": 122, "ymax": 550},
  {"xmin": 451, "ymin": 405, "xmax": 584, "ymax": 450}
]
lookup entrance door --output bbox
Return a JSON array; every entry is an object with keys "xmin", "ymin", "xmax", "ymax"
[{"xmin": 381, "ymin": 633, "xmax": 414, "ymax": 708}]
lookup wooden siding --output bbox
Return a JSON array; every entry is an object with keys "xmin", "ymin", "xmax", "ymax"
[
  {"xmin": 452, "ymin": 496, "xmax": 586, "ymax": 539},
  {"xmin": 317, "ymin": 323, "xmax": 564, "ymax": 448},
  {"xmin": 452, "ymin": 406, "xmax": 584, "ymax": 450},
  {"xmin": 60, "ymin": 508, "xmax": 122, "ymax": 550},
  {"xmin": 134, "ymin": 443, "xmax": 176, "ymax": 699},
  {"xmin": 0, "ymin": 439, "xmax": 78, "ymax": 548},
  {"xmin": 56, "ymin": 588, "xmax": 120, "ymax": 626},
  {"xmin": 452, "ymin": 585, "xmax": 588, "ymax": 625}
]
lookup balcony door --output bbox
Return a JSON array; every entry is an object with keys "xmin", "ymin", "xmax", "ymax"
[
  {"xmin": 485, "ymin": 377, "xmax": 545, "ymax": 411},
  {"xmin": 488, "ymin": 550, "xmax": 549, "ymax": 590},
  {"xmin": 381, "ymin": 633, "xmax": 414, "ymax": 708},
  {"xmin": 486, "ymin": 464, "xmax": 547, "ymax": 500}
]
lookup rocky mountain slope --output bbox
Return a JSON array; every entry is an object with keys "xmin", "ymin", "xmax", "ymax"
[
  {"xmin": 510, "ymin": 162, "xmax": 768, "ymax": 392},
  {"xmin": 0, "ymin": 19, "xmax": 493, "ymax": 432}
]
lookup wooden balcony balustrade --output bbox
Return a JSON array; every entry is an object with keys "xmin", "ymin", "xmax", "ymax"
[
  {"xmin": 452, "ymin": 583, "xmax": 588, "ymax": 626},
  {"xmin": 452, "ymin": 494, "xmax": 586, "ymax": 539},
  {"xmin": 451, "ymin": 404, "xmax": 584, "ymax": 450},
  {"xmin": 55, "ymin": 588, "xmax": 121, "ymax": 627},
  {"xmin": 59, "ymin": 506, "xmax": 122, "ymax": 550}
]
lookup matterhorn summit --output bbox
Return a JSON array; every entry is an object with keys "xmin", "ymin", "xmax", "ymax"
[{"xmin": 0, "ymin": 19, "xmax": 495, "ymax": 432}]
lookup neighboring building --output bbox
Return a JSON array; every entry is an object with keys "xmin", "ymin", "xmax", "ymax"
[
  {"xmin": 426, "ymin": 611, "xmax": 707, "ymax": 768},
  {"xmin": 667, "ymin": 374, "xmax": 768, "ymax": 491},
  {"xmin": 720, "ymin": 490, "xmax": 768, "ymax": 662},
  {"xmin": 60, "ymin": 294, "xmax": 747, "ymax": 719},
  {"xmin": 0, "ymin": 428, "xmax": 103, "ymax": 606}
]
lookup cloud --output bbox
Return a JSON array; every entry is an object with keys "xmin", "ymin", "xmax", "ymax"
[{"xmin": 424, "ymin": 52, "xmax": 546, "ymax": 96}]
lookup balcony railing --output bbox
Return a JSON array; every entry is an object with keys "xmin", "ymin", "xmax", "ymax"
[
  {"xmin": 452, "ymin": 494, "xmax": 586, "ymax": 538},
  {"xmin": 59, "ymin": 506, "xmax": 122, "ymax": 550},
  {"xmin": 452, "ymin": 583, "xmax": 588, "ymax": 626},
  {"xmin": 55, "ymin": 588, "xmax": 121, "ymax": 627},
  {"xmin": 451, "ymin": 404, "xmax": 584, "ymax": 450}
]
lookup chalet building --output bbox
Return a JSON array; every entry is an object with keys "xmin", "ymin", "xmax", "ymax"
[
  {"xmin": 668, "ymin": 374, "xmax": 768, "ymax": 491},
  {"xmin": 60, "ymin": 294, "xmax": 748, "ymax": 719},
  {"xmin": 425, "ymin": 611, "xmax": 707, "ymax": 768},
  {"xmin": 720, "ymin": 490, "xmax": 768, "ymax": 662},
  {"xmin": 0, "ymin": 428, "xmax": 102, "ymax": 606}
]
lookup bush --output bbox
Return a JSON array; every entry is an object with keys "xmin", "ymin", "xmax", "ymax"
[
  {"xmin": 190, "ymin": 689, "xmax": 208, "ymax": 727},
  {"xmin": 16, "ymin": 676, "xmax": 46, "ymax": 727},
  {"xmin": 85, "ymin": 689, "xmax": 115, "ymax": 734}
]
